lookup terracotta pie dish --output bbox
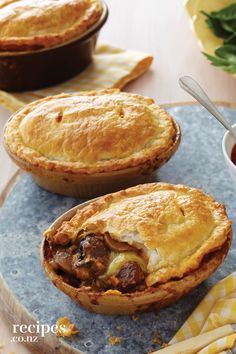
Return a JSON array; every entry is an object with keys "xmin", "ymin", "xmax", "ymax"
[
  {"xmin": 41, "ymin": 183, "xmax": 232, "ymax": 315},
  {"xmin": 0, "ymin": 0, "xmax": 108, "ymax": 91},
  {"xmin": 4, "ymin": 89, "xmax": 181, "ymax": 198}
]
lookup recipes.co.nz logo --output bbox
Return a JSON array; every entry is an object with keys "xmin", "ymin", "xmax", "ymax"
[{"xmin": 11, "ymin": 321, "xmax": 63, "ymax": 343}]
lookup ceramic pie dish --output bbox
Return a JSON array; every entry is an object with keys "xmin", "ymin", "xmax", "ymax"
[
  {"xmin": 0, "ymin": 0, "xmax": 108, "ymax": 91},
  {"xmin": 4, "ymin": 89, "xmax": 181, "ymax": 198},
  {"xmin": 41, "ymin": 183, "xmax": 232, "ymax": 315}
]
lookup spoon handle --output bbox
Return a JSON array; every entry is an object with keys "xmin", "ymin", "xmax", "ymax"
[{"xmin": 179, "ymin": 76, "xmax": 236, "ymax": 140}]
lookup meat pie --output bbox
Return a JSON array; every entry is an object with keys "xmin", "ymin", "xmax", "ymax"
[{"xmin": 42, "ymin": 183, "xmax": 232, "ymax": 315}]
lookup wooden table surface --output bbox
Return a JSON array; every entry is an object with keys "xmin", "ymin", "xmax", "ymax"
[{"xmin": 1, "ymin": 0, "xmax": 236, "ymax": 352}]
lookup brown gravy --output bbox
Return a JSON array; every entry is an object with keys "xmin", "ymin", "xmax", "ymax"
[{"xmin": 231, "ymin": 144, "xmax": 236, "ymax": 165}]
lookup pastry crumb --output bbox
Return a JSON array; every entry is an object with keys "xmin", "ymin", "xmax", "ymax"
[
  {"xmin": 116, "ymin": 325, "xmax": 123, "ymax": 331},
  {"xmin": 152, "ymin": 337, "xmax": 161, "ymax": 345},
  {"xmin": 152, "ymin": 331, "xmax": 162, "ymax": 344},
  {"xmin": 160, "ymin": 342, "xmax": 168, "ymax": 348},
  {"xmin": 108, "ymin": 335, "xmax": 121, "ymax": 345},
  {"xmin": 131, "ymin": 314, "xmax": 138, "ymax": 321},
  {"xmin": 55, "ymin": 317, "xmax": 79, "ymax": 337},
  {"xmin": 104, "ymin": 289, "xmax": 121, "ymax": 295}
]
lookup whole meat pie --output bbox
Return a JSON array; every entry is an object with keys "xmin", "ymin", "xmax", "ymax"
[
  {"xmin": 4, "ymin": 89, "xmax": 180, "ymax": 198},
  {"xmin": 0, "ymin": 0, "xmax": 103, "ymax": 51},
  {"xmin": 42, "ymin": 183, "xmax": 232, "ymax": 315}
]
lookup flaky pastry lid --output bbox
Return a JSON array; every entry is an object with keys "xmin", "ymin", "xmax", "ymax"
[
  {"xmin": 44, "ymin": 183, "xmax": 232, "ymax": 287},
  {"xmin": 0, "ymin": 0, "xmax": 103, "ymax": 51},
  {"xmin": 4, "ymin": 89, "xmax": 178, "ymax": 174}
]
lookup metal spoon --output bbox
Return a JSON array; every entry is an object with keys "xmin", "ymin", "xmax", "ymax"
[{"xmin": 179, "ymin": 76, "xmax": 236, "ymax": 140}]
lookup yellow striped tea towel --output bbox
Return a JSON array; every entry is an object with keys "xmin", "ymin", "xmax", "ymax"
[
  {"xmin": 0, "ymin": 43, "xmax": 153, "ymax": 113},
  {"xmin": 170, "ymin": 272, "xmax": 236, "ymax": 353}
]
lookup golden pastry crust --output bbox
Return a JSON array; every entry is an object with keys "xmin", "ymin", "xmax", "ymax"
[
  {"xmin": 0, "ymin": 0, "xmax": 103, "ymax": 52},
  {"xmin": 4, "ymin": 89, "xmax": 179, "ymax": 174},
  {"xmin": 45, "ymin": 183, "xmax": 232, "ymax": 287}
]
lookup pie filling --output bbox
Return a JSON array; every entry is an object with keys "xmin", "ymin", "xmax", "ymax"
[
  {"xmin": 45, "ymin": 231, "xmax": 228, "ymax": 293},
  {"xmin": 47, "ymin": 232, "xmax": 148, "ymax": 293}
]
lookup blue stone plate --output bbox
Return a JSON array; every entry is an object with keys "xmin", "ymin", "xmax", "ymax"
[{"xmin": 0, "ymin": 104, "xmax": 235, "ymax": 353}]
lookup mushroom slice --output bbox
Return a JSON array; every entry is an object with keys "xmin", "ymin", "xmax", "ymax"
[{"xmin": 104, "ymin": 234, "xmax": 136, "ymax": 252}]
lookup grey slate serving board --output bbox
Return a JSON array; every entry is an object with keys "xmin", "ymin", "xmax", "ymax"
[{"xmin": 0, "ymin": 104, "xmax": 236, "ymax": 354}]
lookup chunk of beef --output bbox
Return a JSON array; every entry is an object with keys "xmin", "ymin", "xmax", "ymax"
[
  {"xmin": 117, "ymin": 261, "xmax": 145, "ymax": 291},
  {"xmin": 72, "ymin": 234, "xmax": 110, "ymax": 279},
  {"xmin": 53, "ymin": 248, "xmax": 74, "ymax": 274},
  {"xmin": 80, "ymin": 234, "xmax": 110, "ymax": 259}
]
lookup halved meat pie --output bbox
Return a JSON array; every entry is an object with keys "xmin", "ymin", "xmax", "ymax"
[{"xmin": 42, "ymin": 183, "xmax": 232, "ymax": 314}]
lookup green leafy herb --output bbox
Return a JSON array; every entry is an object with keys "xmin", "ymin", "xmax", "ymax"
[
  {"xmin": 206, "ymin": 16, "xmax": 231, "ymax": 38},
  {"xmin": 221, "ymin": 19, "xmax": 236, "ymax": 33},
  {"xmin": 203, "ymin": 52, "xmax": 228, "ymax": 66},
  {"xmin": 203, "ymin": 54, "xmax": 236, "ymax": 73},
  {"xmin": 224, "ymin": 33, "xmax": 236, "ymax": 44},
  {"xmin": 201, "ymin": 11, "xmax": 230, "ymax": 38},
  {"xmin": 215, "ymin": 44, "xmax": 236, "ymax": 62},
  {"xmin": 210, "ymin": 3, "xmax": 236, "ymax": 21},
  {"xmin": 201, "ymin": 3, "xmax": 236, "ymax": 73},
  {"xmin": 204, "ymin": 45, "xmax": 236, "ymax": 73}
]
